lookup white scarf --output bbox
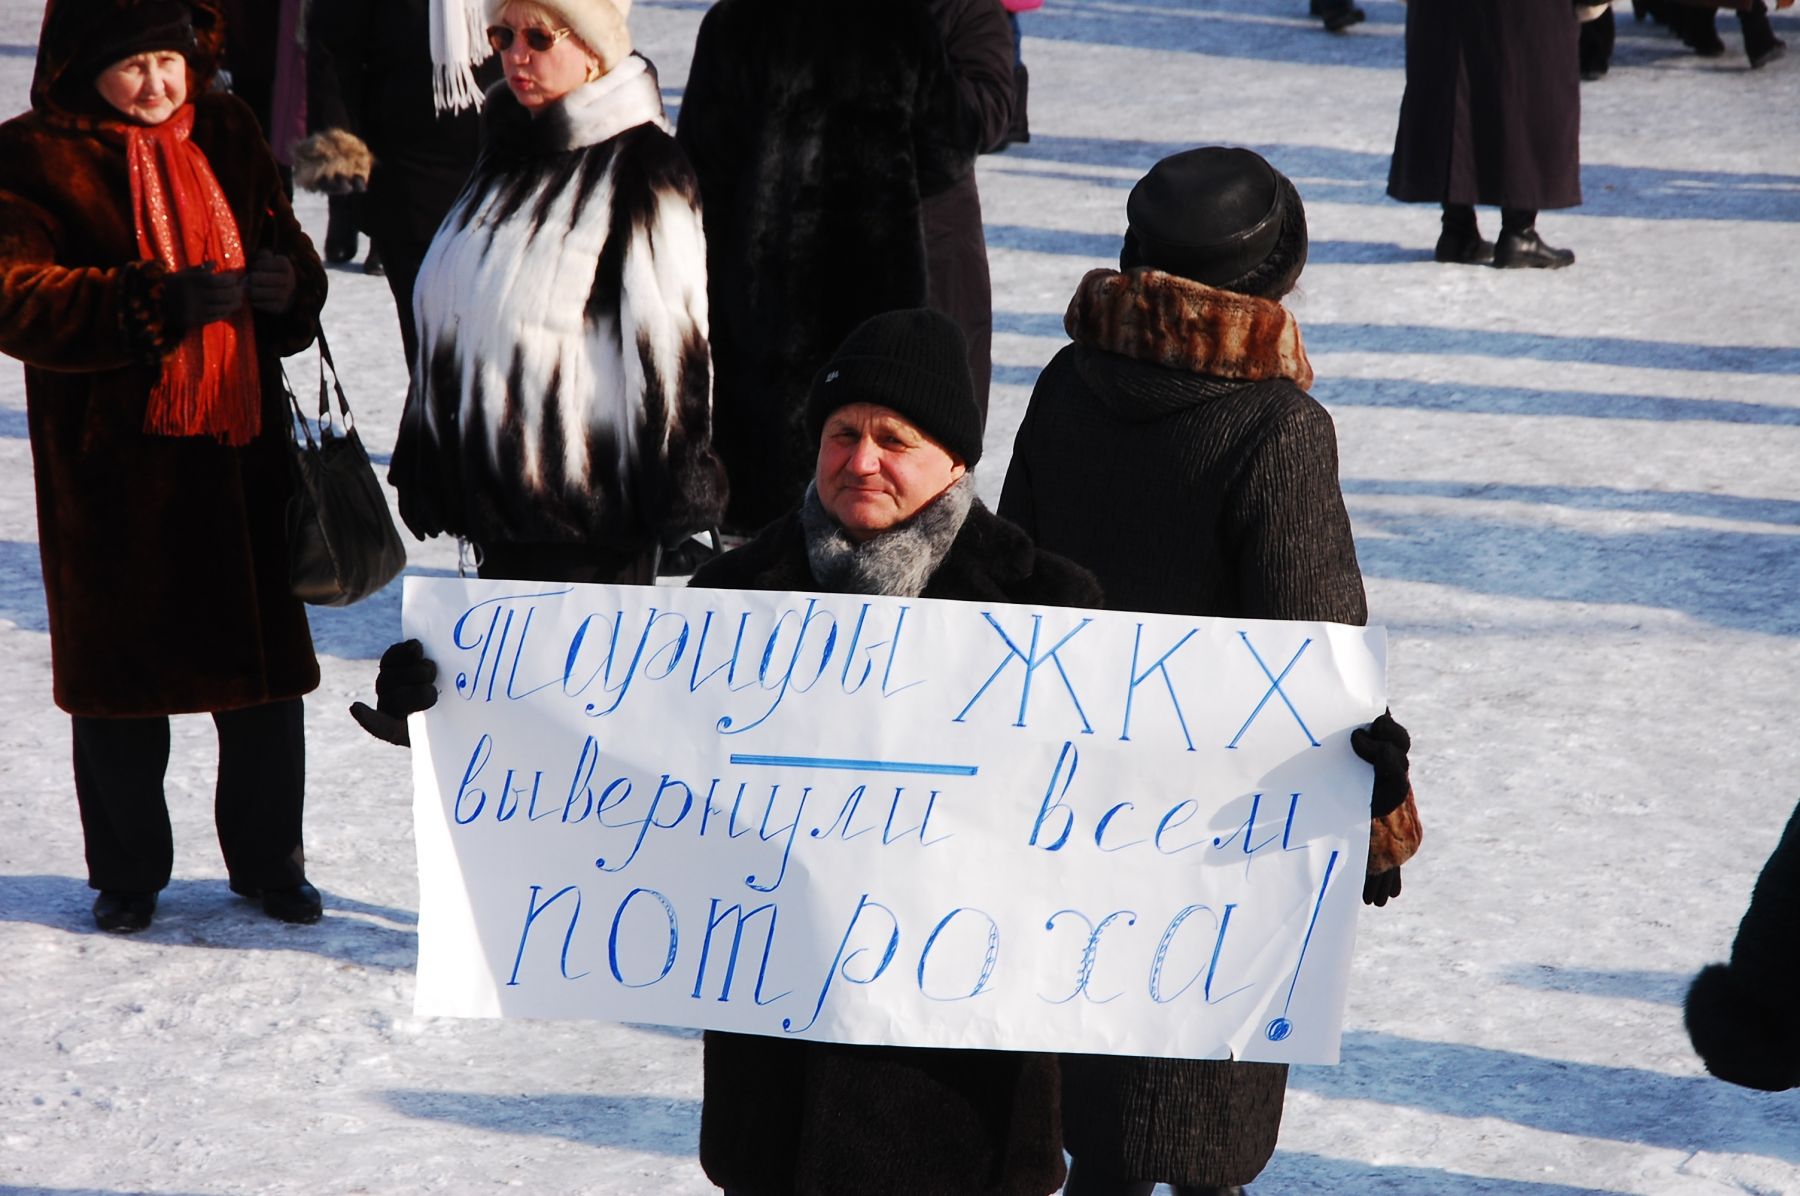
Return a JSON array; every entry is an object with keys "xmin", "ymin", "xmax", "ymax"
[{"xmin": 430, "ymin": 0, "xmax": 493, "ymax": 112}]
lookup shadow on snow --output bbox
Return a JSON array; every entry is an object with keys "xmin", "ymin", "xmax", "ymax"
[
  {"xmin": 382, "ymin": 1089, "xmax": 701, "ymax": 1154},
  {"xmin": 1289, "ymin": 1029, "xmax": 1800, "ymax": 1164}
]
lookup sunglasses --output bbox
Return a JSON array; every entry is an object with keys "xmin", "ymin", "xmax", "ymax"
[{"xmin": 485, "ymin": 24, "xmax": 574, "ymax": 53}]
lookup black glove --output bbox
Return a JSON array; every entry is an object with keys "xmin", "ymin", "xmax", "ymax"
[
  {"xmin": 247, "ymin": 250, "xmax": 297, "ymax": 314},
  {"xmin": 349, "ymin": 638, "xmax": 438, "ymax": 747},
  {"xmin": 1351, "ymin": 709, "xmax": 1411, "ymax": 819},
  {"xmin": 162, "ymin": 264, "xmax": 244, "ymax": 337},
  {"xmin": 1363, "ymin": 866, "xmax": 1402, "ymax": 907}
]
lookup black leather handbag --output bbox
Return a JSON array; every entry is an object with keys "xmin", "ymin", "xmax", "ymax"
[{"xmin": 286, "ymin": 332, "xmax": 407, "ymax": 606}]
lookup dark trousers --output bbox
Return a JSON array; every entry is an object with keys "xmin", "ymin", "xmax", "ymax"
[{"xmin": 73, "ymin": 698, "xmax": 307, "ymax": 894}]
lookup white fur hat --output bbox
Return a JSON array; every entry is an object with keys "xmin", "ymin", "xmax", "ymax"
[{"xmin": 487, "ymin": 0, "xmax": 634, "ymax": 71}]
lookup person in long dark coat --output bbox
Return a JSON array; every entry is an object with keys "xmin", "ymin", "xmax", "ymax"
[
  {"xmin": 923, "ymin": 0, "xmax": 1016, "ymax": 421},
  {"xmin": 0, "ymin": 0, "xmax": 329, "ymax": 931},
  {"xmin": 675, "ymin": 0, "xmax": 1003, "ymax": 535},
  {"xmin": 296, "ymin": 0, "xmax": 499, "ymax": 365},
  {"xmin": 1685, "ymin": 799, "xmax": 1800, "ymax": 1092},
  {"xmin": 999, "ymin": 147, "xmax": 1416, "ymax": 1196},
  {"xmin": 1387, "ymin": 0, "xmax": 1582, "ymax": 269},
  {"xmin": 692, "ymin": 308, "xmax": 1097, "ymax": 1196}
]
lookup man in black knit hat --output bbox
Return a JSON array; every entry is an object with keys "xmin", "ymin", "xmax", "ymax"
[{"xmin": 687, "ymin": 309, "xmax": 1099, "ymax": 1196}]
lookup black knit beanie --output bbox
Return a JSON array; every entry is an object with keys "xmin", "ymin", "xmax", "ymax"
[
  {"xmin": 806, "ymin": 308, "xmax": 983, "ymax": 467},
  {"xmin": 77, "ymin": 1, "xmax": 197, "ymax": 80},
  {"xmin": 1124, "ymin": 146, "xmax": 1287, "ymax": 287}
]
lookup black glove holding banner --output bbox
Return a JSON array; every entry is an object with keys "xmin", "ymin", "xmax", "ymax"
[
  {"xmin": 1363, "ymin": 867, "xmax": 1402, "ymax": 907},
  {"xmin": 349, "ymin": 639, "xmax": 439, "ymax": 747},
  {"xmin": 1351, "ymin": 710, "xmax": 1411, "ymax": 818}
]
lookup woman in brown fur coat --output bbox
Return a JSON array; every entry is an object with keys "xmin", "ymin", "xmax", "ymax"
[
  {"xmin": 999, "ymin": 147, "xmax": 1415, "ymax": 1195},
  {"xmin": 0, "ymin": 0, "xmax": 328, "ymax": 932}
]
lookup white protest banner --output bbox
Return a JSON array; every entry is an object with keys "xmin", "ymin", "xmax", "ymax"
[{"xmin": 405, "ymin": 576, "xmax": 1387, "ymax": 1064}]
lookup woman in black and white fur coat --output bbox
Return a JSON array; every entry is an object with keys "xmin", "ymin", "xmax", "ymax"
[{"xmin": 390, "ymin": 0, "xmax": 723, "ymax": 584}]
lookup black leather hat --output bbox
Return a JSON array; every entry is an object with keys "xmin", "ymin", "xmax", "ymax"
[{"xmin": 1126, "ymin": 146, "xmax": 1286, "ymax": 287}]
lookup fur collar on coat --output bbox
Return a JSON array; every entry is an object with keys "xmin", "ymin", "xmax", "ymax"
[
  {"xmin": 1064, "ymin": 267, "xmax": 1314, "ymax": 391},
  {"xmin": 691, "ymin": 493, "xmax": 1102, "ymax": 610},
  {"xmin": 396, "ymin": 54, "xmax": 722, "ymax": 552}
]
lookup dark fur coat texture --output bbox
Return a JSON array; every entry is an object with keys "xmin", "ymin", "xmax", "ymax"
[
  {"xmin": 0, "ymin": 0, "xmax": 327, "ymax": 717},
  {"xmin": 1685, "ymin": 800, "xmax": 1800, "ymax": 1091},
  {"xmin": 999, "ymin": 266, "xmax": 1368, "ymax": 1187},
  {"xmin": 676, "ymin": 0, "xmax": 978, "ymax": 533},
  {"xmin": 689, "ymin": 496, "xmax": 1099, "ymax": 1196}
]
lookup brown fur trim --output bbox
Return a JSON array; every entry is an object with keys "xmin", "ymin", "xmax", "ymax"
[
  {"xmin": 1063, "ymin": 267, "xmax": 1314, "ymax": 390},
  {"xmin": 291, "ymin": 128, "xmax": 374, "ymax": 193},
  {"xmin": 1368, "ymin": 786, "xmax": 1422, "ymax": 874}
]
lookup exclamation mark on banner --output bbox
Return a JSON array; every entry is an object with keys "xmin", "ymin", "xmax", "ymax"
[{"xmin": 1265, "ymin": 848, "xmax": 1340, "ymax": 1043}]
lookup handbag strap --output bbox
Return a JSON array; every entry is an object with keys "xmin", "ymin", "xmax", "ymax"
[{"xmin": 313, "ymin": 327, "xmax": 355, "ymax": 431}]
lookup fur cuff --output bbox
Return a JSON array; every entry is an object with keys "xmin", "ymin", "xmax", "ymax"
[
  {"xmin": 1064, "ymin": 267, "xmax": 1314, "ymax": 389},
  {"xmin": 292, "ymin": 129, "xmax": 375, "ymax": 194},
  {"xmin": 1685, "ymin": 963, "xmax": 1800, "ymax": 1091},
  {"xmin": 1368, "ymin": 786, "xmax": 1421, "ymax": 874},
  {"xmin": 119, "ymin": 261, "xmax": 176, "ymax": 358}
]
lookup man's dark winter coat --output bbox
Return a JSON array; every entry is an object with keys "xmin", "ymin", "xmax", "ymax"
[
  {"xmin": 690, "ymin": 500, "xmax": 1098, "ymax": 1196},
  {"xmin": 0, "ymin": 0, "xmax": 326, "ymax": 718},
  {"xmin": 1387, "ymin": 0, "xmax": 1582, "ymax": 211},
  {"xmin": 922, "ymin": 0, "xmax": 1017, "ymax": 425},
  {"xmin": 1686, "ymin": 800, "xmax": 1800, "ymax": 1092},
  {"xmin": 675, "ymin": 0, "xmax": 991, "ymax": 533},
  {"xmin": 998, "ymin": 267, "xmax": 1367, "ymax": 1187},
  {"xmin": 305, "ymin": 0, "xmax": 496, "ymax": 357}
]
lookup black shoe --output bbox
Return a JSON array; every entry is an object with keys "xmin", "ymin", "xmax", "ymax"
[
  {"xmin": 232, "ymin": 879, "xmax": 323, "ymax": 924},
  {"xmin": 93, "ymin": 890, "xmax": 157, "ymax": 933},
  {"xmin": 1494, "ymin": 228, "xmax": 1575, "ymax": 269},
  {"xmin": 323, "ymin": 224, "xmax": 358, "ymax": 265},
  {"xmin": 1750, "ymin": 36, "xmax": 1787, "ymax": 68},
  {"xmin": 1322, "ymin": 3, "xmax": 1365, "ymax": 31},
  {"xmin": 361, "ymin": 246, "xmax": 385, "ymax": 277},
  {"xmin": 1684, "ymin": 28, "xmax": 1727, "ymax": 55},
  {"xmin": 1434, "ymin": 227, "xmax": 1496, "ymax": 265}
]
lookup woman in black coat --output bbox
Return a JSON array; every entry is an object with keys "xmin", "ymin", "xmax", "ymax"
[
  {"xmin": 692, "ymin": 308, "xmax": 1098, "ymax": 1196},
  {"xmin": 1387, "ymin": 0, "xmax": 1582, "ymax": 269},
  {"xmin": 297, "ymin": 0, "xmax": 497, "ymax": 366},
  {"xmin": 675, "ymin": 0, "xmax": 1002, "ymax": 534},
  {"xmin": 999, "ymin": 147, "xmax": 1415, "ymax": 1196}
]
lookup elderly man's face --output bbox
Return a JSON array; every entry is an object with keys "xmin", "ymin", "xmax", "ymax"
[{"xmin": 816, "ymin": 403, "xmax": 966, "ymax": 542}]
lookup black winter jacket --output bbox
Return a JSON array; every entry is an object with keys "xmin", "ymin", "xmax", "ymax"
[
  {"xmin": 999, "ymin": 266, "xmax": 1366, "ymax": 1186},
  {"xmin": 690, "ymin": 498, "xmax": 1098, "ymax": 1196}
]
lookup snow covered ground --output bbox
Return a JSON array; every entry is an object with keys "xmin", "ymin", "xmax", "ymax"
[{"xmin": 4, "ymin": 1, "xmax": 1800, "ymax": 1192}]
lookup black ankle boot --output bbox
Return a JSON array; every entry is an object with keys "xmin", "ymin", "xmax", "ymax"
[
  {"xmin": 1435, "ymin": 205, "xmax": 1493, "ymax": 264},
  {"xmin": 1321, "ymin": 0, "xmax": 1365, "ymax": 31},
  {"xmin": 1742, "ymin": 3, "xmax": 1787, "ymax": 67},
  {"xmin": 231, "ymin": 878, "xmax": 323, "ymax": 924},
  {"xmin": 93, "ymin": 889, "xmax": 157, "ymax": 932},
  {"xmin": 1494, "ymin": 227, "xmax": 1575, "ymax": 269}
]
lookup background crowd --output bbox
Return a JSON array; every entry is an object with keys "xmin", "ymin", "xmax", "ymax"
[{"xmin": 0, "ymin": 0, "xmax": 1795, "ymax": 1192}]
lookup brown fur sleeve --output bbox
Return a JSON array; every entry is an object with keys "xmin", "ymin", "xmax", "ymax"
[{"xmin": 1368, "ymin": 786, "xmax": 1422, "ymax": 874}]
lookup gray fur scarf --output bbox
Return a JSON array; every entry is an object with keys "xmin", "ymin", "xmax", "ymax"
[{"xmin": 800, "ymin": 475, "xmax": 976, "ymax": 597}]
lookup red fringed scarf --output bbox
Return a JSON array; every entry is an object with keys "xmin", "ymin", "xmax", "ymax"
[{"xmin": 124, "ymin": 104, "xmax": 261, "ymax": 446}]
